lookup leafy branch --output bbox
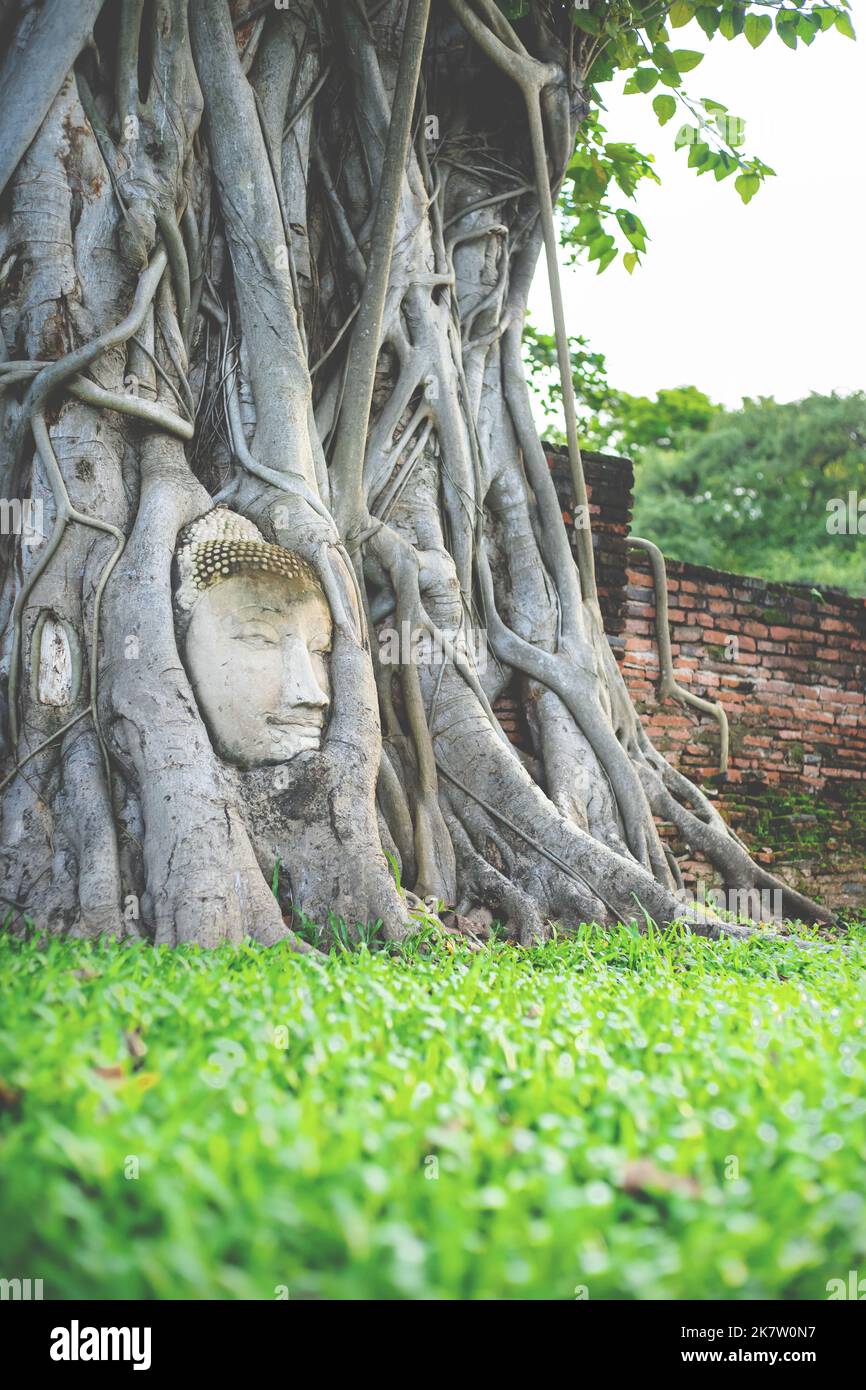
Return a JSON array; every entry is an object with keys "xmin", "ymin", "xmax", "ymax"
[{"xmin": 496, "ymin": 0, "xmax": 856, "ymax": 273}]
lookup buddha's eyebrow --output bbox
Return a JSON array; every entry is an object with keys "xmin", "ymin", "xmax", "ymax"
[{"xmin": 233, "ymin": 605, "xmax": 282, "ymax": 617}]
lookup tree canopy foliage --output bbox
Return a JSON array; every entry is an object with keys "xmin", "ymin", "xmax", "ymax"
[
  {"xmin": 633, "ymin": 392, "xmax": 866, "ymax": 593},
  {"xmin": 522, "ymin": 1, "xmax": 859, "ymax": 593},
  {"xmin": 528, "ymin": 335, "xmax": 866, "ymax": 594},
  {"xmin": 525, "ymin": 324, "xmax": 721, "ymax": 452},
  {"xmin": 542, "ymin": 0, "xmax": 855, "ymax": 275}
]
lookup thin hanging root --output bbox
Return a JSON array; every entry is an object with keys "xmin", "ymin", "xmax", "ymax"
[
  {"xmin": 379, "ymin": 745, "xmax": 417, "ymax": 883},
  {"xmin": 436, "ymin": 757, "xmax": 624, "ymax": 926},
  {"xmin": 635, "ymin": 751, "xmax": 836, "ymax": 928},
  {"xmin": 359, "ymin": 522, "xmax": 454, "ymax": 900},
  {"xmin": 15, "ymin": 247, "xmax": 167, "ymax": 448},
  {"xmin": 396, "ymin": 585, "xmax": 456, "ymax": 902},
  {"xmin": 330, "ymin": 0, "xmax": 432, "ymax": 538},
  {"xmin": 7, "ymin": 249, "xmax": 168, "ymax": 750},
  {"xmin": 447, "ymin": 0, "xmax": 595, "ymax": 603},
  {"xmin": 630, "ymin": 535, "xmax": 729, "ymax": 774},
  {"xmin": 444, "ymin": 808, "xmax": 547, "ymax": 944},
  {"xmin": 115, "ymin": 0, "xmax": 145, "ymax": 141},
  {"xmin": 0, "ymin": 710, "xmax": 90, "ymax": 798},
  {"xmin": 10, "ymin": 410, "xmax": 125, "ymax": 785},
  {"xmin": 221, "ymin": 328, "xmax": 334, "ymax": 527},
  {"xmin": 129, "ymin": 335, "xmax": 195, "ymax": 419},
  {"xmin": 67, "ymin": 377, "xmax": 194, "ymax": 440},
  {"xmin": 252, "ymin": 88, "xmax": 308, "ymax": 357},
  {"xmin": 2, "ymin": 366, "xmax": 194, "ymax": 441},
  {"xmin": 473, "ymin": 540, "xmax": 666, "ymax": 878},
  {"xmin": 183, "ymin": 201, "xmax": 206, "ymax": 353},
  {"xmin": 156, "ymin": 212, "xmax": 192, "ymax": 348}
]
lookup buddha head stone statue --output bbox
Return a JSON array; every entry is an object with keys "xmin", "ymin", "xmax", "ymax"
[{"xmin": 173, "ymin": 506, "xmax": 332, "ymax": 767}]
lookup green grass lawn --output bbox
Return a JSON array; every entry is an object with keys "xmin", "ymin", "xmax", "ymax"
[{"xmin": 1, "ymin": 923, "xmax": 864, "ymax": 1300}]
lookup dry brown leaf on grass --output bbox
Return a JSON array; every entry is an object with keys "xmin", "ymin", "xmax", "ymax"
[
  {"xmin": 0, "ymin": 1077, "xmax": 23, "ymax": 1115},
  {"xmin": 620, "ymin": 1159, "xmax": 701, "ymax": 1199}
]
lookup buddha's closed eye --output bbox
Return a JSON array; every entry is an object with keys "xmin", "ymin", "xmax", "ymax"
[{"xmin": 234, "ymin": 625, "xmax": 280, "ymax": 648}]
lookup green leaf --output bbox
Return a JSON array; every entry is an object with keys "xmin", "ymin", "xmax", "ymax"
[
  {"xmin": 624, "ymin": 66, "xmax": 659, "ymax": 93},
  {"xmin": 687, "ymin": 141, "xmax": 711, "ymax": 168},
  {"xmin": 596, "ymin": 247, "xmax": 618, "ymax": 274},
  {"xmin": 653, "ymin": 94, "xmax": 677, "ymax": 125},
  {"xmin": 634, "ymin": 65, "xmax": 660, "ymax": 91},
  {"xmin": 668, "ymin": 1, "xmax": 694, "ymax": 27},
  {"xmin": 835, "ymin": 12, "xmax": 855, "ymax": 39},
  {"xmin": 575, "ymin": 210, "xmax": 601, "ymax": 237},
  {"xmin": 719, "ymin": 5, "xmax": 746, "ymax": 40},
  {"xmin": 571, "ymin": 10, "xmax": 601, "ymax": 35},
  {"xmin": 658, "ymin": 68, "xmax": 683, "ymax": 88},
  {"xmin": 735, "ymin": 172, "xmax": 760, "ymax": 203},
  {"xmin": 776, "ymin": 11, "xmax": 799, "ymax": 48},
  {"xmin": 615, "ymin": 209, "xmax": 647, "ymax": 250},
  {"xmin": 744, "ymin": 14, "xmax": 771, "ymax": 48},
  {"xmin": 695, "ymin": 6, "xmax": 720, "ymax": 38},
  {"xmin": 587, "ymin": 55, "xmax": 615, "ymax": 83},
  {"xmin": 587, "ymin": 233, "xmax": 615, "ymax": 262},
  {"xmin": 623, "ymin": 251, "xmax": 639, "ymax": 274},
  {"xmin": 671, "ymin": 48, "xmax": 704, "ymax": 72}
]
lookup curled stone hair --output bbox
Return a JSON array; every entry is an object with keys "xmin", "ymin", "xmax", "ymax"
[{"xmin": 173, "ymin": 506, "xmax": 322, "ymax": 639}]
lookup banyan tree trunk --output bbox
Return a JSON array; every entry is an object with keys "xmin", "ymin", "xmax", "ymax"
[{"xmin": 0, "ymin": 0, "xmax": 831, "ymax": 947}]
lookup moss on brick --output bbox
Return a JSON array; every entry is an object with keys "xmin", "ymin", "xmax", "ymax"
[
  {"xmin": 759, "ymin": 606, "xmax": 790, "ymax": 627},
  {"xmin": 712, "ymin": 784, "xmax": 866, "ymax": 861}
]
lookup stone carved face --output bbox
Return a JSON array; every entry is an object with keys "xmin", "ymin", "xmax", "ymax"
[
  {"xmin": 185, "ymin": 572, "xmax": 331, "ymax": 766},
  {"xmin": 174, "ymin": 508, "xmax": 332, "ymax": 768}
]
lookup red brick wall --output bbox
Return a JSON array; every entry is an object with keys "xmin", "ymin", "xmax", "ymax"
[
  {"xmin": 622, "ymin": 556, "xmax": 866, "ymax": 790},
  {"xmin": 537, "ymin": 446, "xmax": 866, "ymax": 792},
  {"xmin": 490, "ymin": 447, "xmax": 866, "ymax": 908}
]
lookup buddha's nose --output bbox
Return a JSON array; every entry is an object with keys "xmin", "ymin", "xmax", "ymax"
[{"xmin": 280, "ymin": 637, "xmax": 329, "ymax": 711}]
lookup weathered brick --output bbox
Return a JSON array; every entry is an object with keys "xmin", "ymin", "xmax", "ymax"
[{"xmin": 543, "ymin": 444, "xmax": 866, "ymax": 797}]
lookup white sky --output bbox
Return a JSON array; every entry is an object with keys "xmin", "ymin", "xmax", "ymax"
[{"xmin": 529, "ymin": 16, "xmax": 866, "ymax": 407}]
